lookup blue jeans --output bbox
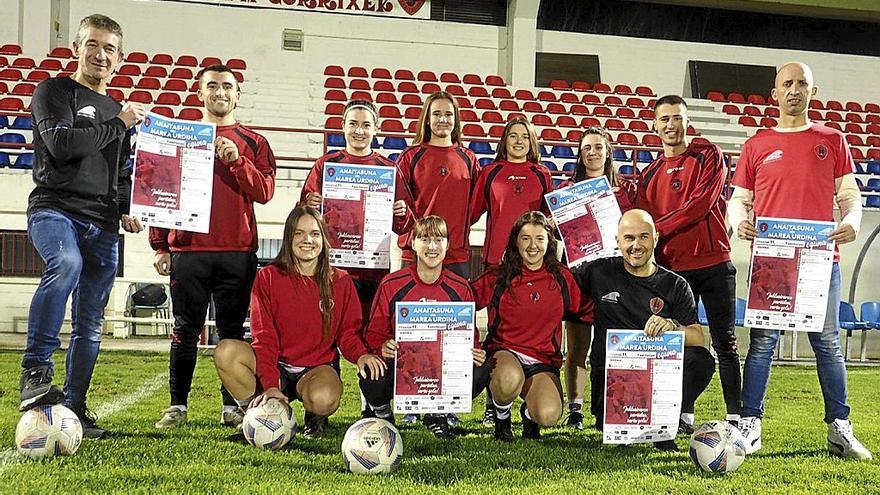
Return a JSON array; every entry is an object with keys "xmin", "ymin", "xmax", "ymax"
[
  {"xmin": 23, "ymin": 209, "xmax": 119, "ymax": 409},
  {"xmin": 741, "ymin": 263, "xmax": 849, "ymax": 423}
]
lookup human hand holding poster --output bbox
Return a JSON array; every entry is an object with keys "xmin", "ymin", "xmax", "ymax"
[
  {"xmin": 393, "ymin": 302, "xmax": 475, "ymax": 414},
  {"xmin": 322, "ymin": 163, "xmax": 395, "ymax": 270},
  {"xmin": 745, "ymin": 217, "xmax": 835, "ymax": 332},
  {"xmin": 130, "ymin": 112, "xmax": 216, "ymax": 233},
  {"xmin": 544, "ymin": 176, "xmax": 621, "ymax": 268},
  {"xmin": 604, "ymin": 330, "xmax": 684, "ymax": 445}
]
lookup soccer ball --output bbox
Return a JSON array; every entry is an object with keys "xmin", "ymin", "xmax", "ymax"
[
  {"xmin": 242, "ymin": 399, "xmax": 295, "ymax": 450},
  {"xmin": 341, "ymin": 418, "xmax": 403, "ymax": 474},
  {"xmin": 689, "ymin": 421, "xmax": 747, "ymax": 473},
  {"xmin": 15, "ymin": 404, "xmax": 83, "ymax": 459}
]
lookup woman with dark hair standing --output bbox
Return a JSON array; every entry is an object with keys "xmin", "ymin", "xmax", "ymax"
[
  {"xmin": 213, "ymin": 206, "xmax": 385, "ymax": 439},
  {"xmin": 472, "ymin": 212, "xmax": 587, "ymax": 441}
]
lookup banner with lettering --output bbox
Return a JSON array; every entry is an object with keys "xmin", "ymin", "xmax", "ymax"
[{"xmin": 163, "ymin": 0, "xmax": 431, "ymax": 19}]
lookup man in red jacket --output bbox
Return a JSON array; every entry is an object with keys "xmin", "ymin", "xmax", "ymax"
[
  {"xmin": 149, "ymin": 64, "xmax": 276, "ymax": 429},
  {"xmin": 634, "ymin": 95, "xmax": 740, "ymax": 430}
]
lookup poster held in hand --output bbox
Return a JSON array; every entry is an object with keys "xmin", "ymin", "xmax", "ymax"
[{"xmin": 544, "ymin": 176, "xmax": 621, "ymax": 268}]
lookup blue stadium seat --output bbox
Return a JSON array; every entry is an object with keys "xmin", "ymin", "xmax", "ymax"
[
  {"xmin": 612, "ymin": 149, "xmax": 628, "ymax": 161},
  {"xmin": 839, "ymin": 301, "xmax": 867, "ymax": 331},
  {"xmin": 478, "ymin": 157, "xmax": 494, "ymax": 168},
  {"xmin": 551, "ymin": 146, "xmax": 575, "ymax": 159},
  {"xmin": 540, "ymin": 145, "xmax": 551, "ymax": 158},
  {"xmin": 387, "ymin": 152, "xmax": 400, "ymax": 162},
  {"xmin": 542, "ymin": 161, "xmax": 557, "ymax": 171},
  {"xmin": 371, "ymin": 137, "xmax": 380, "ymax": 148},
  {"xmin": 735, "ymin": 297, "xmax": 746, "ymax": 327},
  {"xmin": 552, "ymin": 178, "xmax": 565, "ymax": 189},
  {"xmin": 853, "ymin": 162, "xmax": 865, "ymax": 174},
  {"xmin": 12, "ymin": 152, "xmax": 33, "ymax": 169},
  {"xmin": 635, "ymin": 150, "xmax": 654, "ymax": 163},
  {"xmin": 0, "ymin": 132, "xmax": 26, "ymax": 144},
  {"xmin": 0, "ymin": 152, "xmax": 9, "ymax": 167},
  {"xmin": 468, "ymin": 141, "xmax": 493, "ymax": 155},
  {"xmin": 862, "ymin": 302, "xmax": 880, "ymax": 330},
  {"xmin": 856, "ymin": 178, "xmax": 864, "ymax": 190},
  {"xmin": 619, "ymin": 165, "xmax": 636, "ymax": 176},
  {"xmin": 327, "ymin": 133, "xmax": 345, "ymax": 148},
  {"xmin": 382, "ymin": 137, "xmax": 407, "ymax": 150},
  {"xmin": 867, "ymin": 195, "xmax": 880, "ymax": 208},
  {"xmin": 697, "ymin": 300, "xmax": 708, "ymax": 326},
  {"xmin": 562, "ymin": 162, "xmax": 576, "ymax": 173},
  {"xmin": 0, "ymin": 115, "xmax": 8, "ymax": 129},
  {"xmin": 9, "ymin": 115, "xmax": 32, "ymax": 130},
  {"xmin": 866, "ymin": 178, "xmax": 880, "ymax": 192},
  {"xmin": 868, "ymin": 161, "xmax": 880, "ymax": 175}
]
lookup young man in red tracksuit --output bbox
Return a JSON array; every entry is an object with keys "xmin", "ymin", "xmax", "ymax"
[
  {"xmin": 633, "ymin": 95, "xmax": 740, "ymax": 430},
  {"xmin": 395, "ymin": 91, "xmax": 481, "ymax": 280},
  {"xmin": 150, "ymin": 65, "xmax": 276, "ymax": 430}
]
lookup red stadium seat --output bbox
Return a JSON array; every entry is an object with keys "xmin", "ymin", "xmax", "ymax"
[
  {"xmin": 349, "ymin": 79, "xmax": 370, "ymax": 90},
  {"xmin": 226, "ymin": 58, "xmax": 247, "ymax": 70},
  {"xmin": 200, "ymin": 56, "xmax": 222, "ymax": 68},
  {"xmin": 851, "ymin": 148, "xmax": 865, "ymax": 160},
  {"xmin": 395, "ymin": 69, "xmax": 415, "ymax": 80},
  {"xmin": 523, "ymin": 101, "xmax": 544, "ymax": 113},
  {"xmin": 499, "ymin": 100, "xmax": 520, "ymax": 111},
  {"xmin": 571, "ymin": 81, "xmax": 590, "ymax": 92},
  {"xmin": 156, "ymin": 92, "xmax": 182, "ymax": 106},
  {"xmin": 401, "ymin": 94, "xmax": 423, "ymax": 106},
  {"xmin": 144, "ymin": 66, "xmax": 168, "ymax": 78},
  {"xmin": 638, "ymin": 109, "xmax": 655, "ymax": 120},
  {"xmin": 459, "ymin": 109, "xmax": 478, "ymax": 122},
  {"xmin": 593, "ymin": 83, "xmax": 612, "ymax": 93},
  {"xmin": 234, "ymin": 71, "xmax": 247, "ymax": 83},
  {"xmin": 491, "ymin": 87, "xmax": 512, "ymax": 99},
  {"xmin": 482, "ymin": 111, "xmax": 503, "ymax": 123},
  {"xmin": 375, "ymin": 92, "xmax": 398, "ymax": 104},
  {"xmin": 556, "ymin": 116, "xmax": 577, "ymax": 128},
  {"xmin": 47, "ymin": 47, "xmax": 74, "ymax": 59},
  {"xmin": 560, "ymin": 92, "xmax": 579, "ymax": 103},
  {"xmin": 546, "ymin": 103, "xmax": 567, "ymax": 115},
  {"xmin": 604, "ymin": 119, "xmax": 625, "ymax": 130},
  {"xmin": 170, "ymin": 67, "xmax": 194, "ymax": 79},
  {"xmin": 727, "ymin": 92, "xmax": 746, "ymax": 103},
  {"xmin": 722, "ymin": 104, "xmax": 741, "ymax": 115},
  {"xmin": 178, "ymin": 108, "xmax": 203, "ymax": 120},
  {"xmin": 615, "ymin": 107, "xmax": 636, "ymax": 119},
  {"xmin": 379, "ymin": 106, "xmax": 402, "ymax": 119},
  {"xmin": 764, "ymin": 107, "xmax": 780, "ymax": 117},
  {"xmin": 468, "ymin": 86, "xmax": 489, "ymax": 98},
  {"xmin": 825, "ymin": 111, "xmax": 843, "ymax": 122},
  {"xmin": 635, "ymin": 86, "xmax": 655, "ymax": 97},
  {"xmin": 475, "ymin": 98, "xmax": 497, "ymax": 110},
  {"xmin": 370, "ymin": 67, "xmax": 391, "ymax": 79},
  {"xmin": 462, "ymin": 74, "xmax": 482, "ymax": 85},
  {"xmin": 343, "ymin": 66, "xmax": 365, "ymax": 78},
  {"xmin": 593, "ymin": 106, "xmax": 613, "ymax": 117},
  {"xmin": 151, "ymin": 53, "xmax": 174, "ymax": 65},
  {"xmin": 163, "ymin": 79, "xmax": 188, "ymax": 92},
  {"xmin": 117, "ymin": 64, "xmax": 140, "ymax": 76},
  {"xmin": 24, "ymin": 70, "xmax": 50, "ymax": 83},
  {"xmin": 540, "ymin": 129, "xmax": 563, "ymax": 140},
  {"xmin": 421, "ymin": 82, "xmax": 441, "ymax": 94},
  {"xmin": 0, "ymin": 56, "xmax": 6, "ymax": 68},
  {"xmin": 846, "ymin": 135, "xmax": 865, "ymax": 147},
  {"xmin": 616, "ymin": 132, "xmax": 638, "ymax": 145},
  {"xmin": 324, "ymin": 77, "xmax": 345, "ymax": 89},
  {"xmin": 324, "ymin": 65, "xmax": 344, "ymax": 76},
  {"xmin": 869, "ymin": 149, "xmax": 880, "ymax": 160},
  {"xmin": 183, "ymin": 94, "xmax": 202, "ymax": 106},
  {"xmin": 642, "ymin": 134, "xmax": 662, "ymax": 147},
  {"xmin": 706, "ymin": 91, "xmax": 725, "ymax": 102},
  {"xmin": 9, "ymin": 83, "xmax": 34, "ymax": 96},
  {"xmin": 123, "ymin": 51, "xmax": 147, "ymax": 64},
  {"xmin": 868, "ymin": 115, "xmax": 880, "ymax": 124},
  {"xmin": 625, "ymin": 97, "xmax": 645, "ymax": 108},
  {"xmin": 455, "ymin": 96, "xmax": 471, "ymax": 109},
  {"xmin": 9, "ymin": 57, "xmax": 37, "ymax": 69},
  {"xmin": 507, "ymin": 112, "xmax": 526, "ymax": 120},
  {"xmin": 515, "ymin": 89, "xmax": 535, "ymax": 101},
  {"xmin": 382, "ymin": 120, "xmax": 405, "ymax": 132},
  {"xmin": 324, "ymin": 116, "xmax": 343, "ymax": 129},
  {"xmin": 824, "ymin": 121, "xmax": 842, "ymax": 131},
  {"xmin": 151, "ymin": 106, "xmax": 174, "ymax": 118},
  {"xmin": 325, "ymin": 103, "xmax": 345, "ymax": 115},
  {"xmin": 462, "ymin": 124, "xmax": 485, "ymax": 137},
  {"xmin": 37, "ymin": 59, "xmax": 62, "ymax": 71},
  {"xmin": 373, "ymin": 80, "xmax": 395, "ymax": 92},
  {"xmin": 531, "ymin": 114, "xmax": 552, "ymax": 126},
  {"xmin": 738, "ymin": 116, "xmax": 758, "ymax": 127},
  {"xmin": 176, "ymin": 55, "xmax": 198, "ymax": 67},
  {"xmin": 537, "ymin": 90, "xmax": 557, "ymax": 102},
  {"xmin": 826, "ymin": 100, "xmax": 843, "ymax": 111},
  {"xmin": 440, "ymin": 72, "xmax": 460, "ymax": 83},
  {"xmin": 350, "ymin": 90, "xmax": 372, "ymax": 101},
  {"xmin": 488, "ymin": 125, "xmax": 504, "ymax": 138},
  {"xmin": 808, "ymin": 110, "xmax": 824, "ymax": 121},
  {"xmin": 580, "ymin": 117, "xmax": 601, "ymax": 128},
  {"xmin": 570, "ymin": 104, "xmax": 589, "ymax": 116},
  {"xmin": 404, "ymin": 106, "xmax": 422, "ymax": 119},
  {"xmin": 628, "ymin": 120, "xmax": 649, "ymax": 132},
  {"xmin": 0, "ymin": 68, "xmax": 21, "ymax": 81},
  {"xmin": 136, "ymin": 78, "xmax": 161, "ymax": 90},
  {"xmin": 582, "ymin": 94, "xmax": 601, "ymax": 105},
  {"xmin": 614, "ymin": 84, "xmax": 633, "ymax": 95},
  {"xmin": 407, "ymin": 121, "xmax": 419, "ymax": 133},
  {"xmin": 398, "ymin": 81, "xmax": 418, "ymax": 93},
  {"xmin": 864, "ymin": 103, "xmax": 880, "ymax": 114},
  {"xmin": 106, "ymin": 89, "xmax": 124, "ymax": 102},
  {"xmin": 868, "ymin": 125, "xmax": 880, "ymax": 136},
  {"xmin": 747, "ymin": 94, "xmax": 767, "ymax": 105},
  {"xmin": 846, "ymin": 113, "xmax": 864, "ymax": 123},
  {"xmin": 868, "ymin": 135, "xmax": 880, "ymax": 146},
  {"xmin": 128, "ymin": 90, "xmax": 153, "ymax": 104},
  {"xmin": 0, "ymin": 97, "xmax": 23, "ymax": 111},
  {"xmin": 0, "ymin": 81, "xmax": 7, "ymax": 93},
  {"xmin": 743, "ymin": 106, "xmax": 762, "ymax": 117},
  {"xmin": 417, "ymin": 71, "xmax": 437, "ymax": 82},
  {"xmin": 604, "ymin": 95, "xmax": 623, "ymax": 106},
  {"xmin": 485, "ymin": 75, "xmax": 505, "ymax": 86},
  {"xmin": 687, "ymin": 125, "xmax": 699, "ymax": 135},
  {"xmin": 760, "ymin": 117, "xmax": 777, "ymax": 128},
  {"xmin": 445, "ymin": 84, "xmax": 465, "ymax": 96},
  {"xmin": 566, "ymin": 129, "xmax": 583, "ymax": 142},
  {"xmin": 550, "ymin": 80, "xmax": 569, "ymax": 90},
  {"xmin": 809, "ymin": 100, "xmax": 824, "ymax": 110},
  {"xmin": 109, "ymin": 75, "xmax": 133, "ymax": 88},
  {"xmin": 0, "ymin": 44, "xmax": 21, "ymax": 56}
]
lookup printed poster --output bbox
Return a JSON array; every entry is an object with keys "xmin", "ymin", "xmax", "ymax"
[{"xmin": 544, "ymin": 176, "xmax": 621, "ymax": 268}]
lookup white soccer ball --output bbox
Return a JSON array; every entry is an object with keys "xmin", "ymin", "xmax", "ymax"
[
  {"xmin": 689, "ymin": 421, "xmax": 747, "ymax": 473},
  {"xmin": 15, "ymin": 404, "xmax": 83, "ymax": 459},
  {"xmin": 341, "ymin": 418, "xmax": 403, "ymax": 474},
  {"xmin": 242, "ymin": 399, "xmax": 295, "ymax": 450}
]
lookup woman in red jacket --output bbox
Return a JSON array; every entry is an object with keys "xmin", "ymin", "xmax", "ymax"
[
  {"xmin": 213, "ymin": 206, "xmax": 385, "ymax": 439},
  {"xmin": 472, "ymin": 211, "xmax": 587, "ymax": 441}
]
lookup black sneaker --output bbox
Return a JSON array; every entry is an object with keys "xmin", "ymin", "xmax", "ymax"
[
  {"xmin": 361, "ymin": 408, "xmax": 376, "ymax": 419},
  {"xmin": 446, "ymin": 413, "xmax": 462, "ymax": 427},
  {"xmin": 521, "ymin": 403, "xmax": 540, "ymax": 440},
  {"xmin": 423, "ymin": 413, "xmax": 455, "ymax": 439},
  {"xmin": 494, "ymin": 414, "xmax": 513, "ymax": 442},
  {"xmin": 69, "ymin": 405, "xmax": 105, "ymax": 439},
  {"xmin": 482, "ymin": 403, "xmax": 496, "ymax": 428},
  {"xmin": 566, "ymin": 410, "xmax": 585, "ymax": 430},
  {"xmin": 678, "ymin": 419, "xmax": 695, "ymax": 436},
  {"xmin": 302, "ymin": 413, "xmax": 328, "ymax": 439},
  {"xmin": 654, "ymin": 439, "xmax": 679, "ymax": 452},
  {"xmin": 19, "ymin": 365, "xmax": 63, "ymax": 411}
]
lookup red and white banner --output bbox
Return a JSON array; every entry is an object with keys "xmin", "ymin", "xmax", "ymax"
[{"xmin": 165, "ymin": 0, "xmax": 431, "ymax": 19}]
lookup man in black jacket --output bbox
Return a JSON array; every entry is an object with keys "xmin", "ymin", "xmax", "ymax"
[{"xmin": 20, "ymin": 14, "xmax": 145, "ymax": 439}]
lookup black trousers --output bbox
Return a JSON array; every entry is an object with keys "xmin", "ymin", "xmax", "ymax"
[
  {"xmin": 359, "ymin": 359, "xmax": 490, "ymax": 408},
  {"xmin": 590, "ymin": 333, "xmax": 715, "ymax": 425},
  {"xmin": 678, "ymin": 261, "xmax": 741, "ymax": 415},
  {"xmin": 169, "ymin": 251, "xmax": 257, "ymax": 406}
]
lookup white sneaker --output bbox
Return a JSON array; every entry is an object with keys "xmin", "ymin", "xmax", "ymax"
[
  {"xmin": 220, "ymin": 406, "xmax": 245, "ymax": 428},
  {"xmin": 738, "ymin": 416, "xmax": 762, "ymax": 454},
  {"xmin": 827, "ymin": 419, "xmax": 873, "ymax": 460},
  {"xmin": 155, "ymin": 407, "xmax": 187, "ymax": 429}
]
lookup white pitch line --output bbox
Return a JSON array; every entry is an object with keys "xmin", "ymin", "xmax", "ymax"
[{"xmin": 1, "ymin": 372, "xmax": 166, "ymax": 468}]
